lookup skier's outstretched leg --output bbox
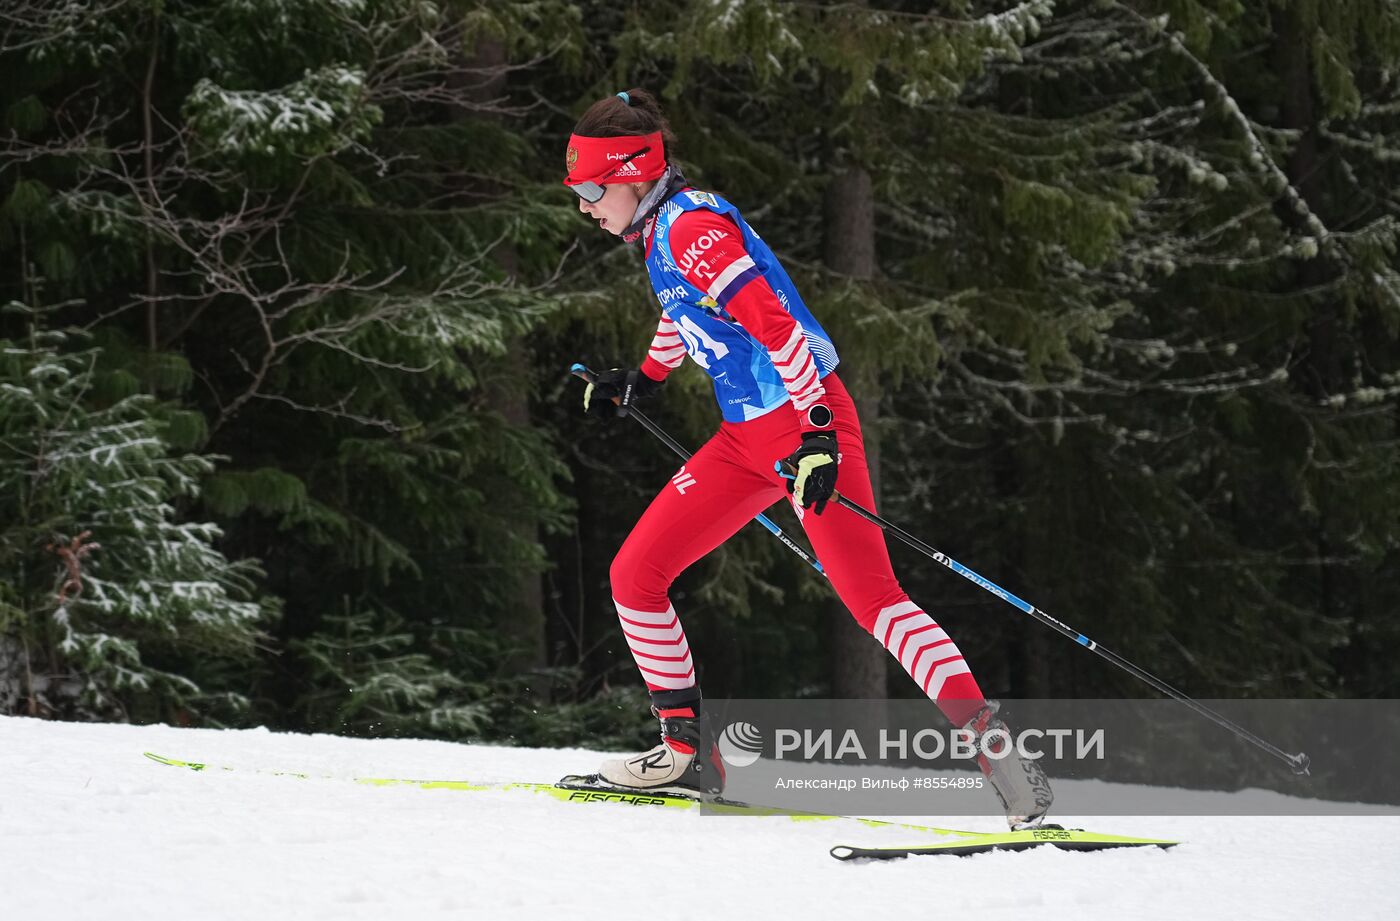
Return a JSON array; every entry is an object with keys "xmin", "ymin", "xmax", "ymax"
[
  {"xmin": 756, "ymin": 374, "xmax": 1054, "ymax": 827},
  {"xmin": 761, "ymin": 376, "xmax": 986, "ymax": 723},
  {"xmin": 592, "ymin": 425, "xmax": 785, "ymax": 797}
]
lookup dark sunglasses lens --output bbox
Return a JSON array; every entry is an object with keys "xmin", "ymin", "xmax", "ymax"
[{"xmin": 573, "ymin": 182, "xmax": 606, "ymax": 204}]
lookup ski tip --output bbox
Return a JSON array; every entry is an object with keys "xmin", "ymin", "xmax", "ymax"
[{"xmin": 144, "ymin": 752, "xmax": 207, "ymax": 771}]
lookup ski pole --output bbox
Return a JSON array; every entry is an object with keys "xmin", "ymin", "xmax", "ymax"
[
  {"xmin": 569, "ymin": 363, "xmax": 825, "ymax": 577},
  {"xmin": 774, "ymin": 460, "xmax": 1311, "ymax": 776}
]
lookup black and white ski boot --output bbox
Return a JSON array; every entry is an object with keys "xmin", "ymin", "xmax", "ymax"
[
  {"xmin": 963, "ymin": 701, "xmax": 1055, "ymax": 830},
  {"xmin": 563, "ymin": 693, "xmax": 726, "ymax": 800}
]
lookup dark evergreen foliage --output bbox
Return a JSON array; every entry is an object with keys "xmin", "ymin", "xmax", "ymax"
[{"xmin": 3, "ymin": 1, "xmax": 1397, "ymax": 749}]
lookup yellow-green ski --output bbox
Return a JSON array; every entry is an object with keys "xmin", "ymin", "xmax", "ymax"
[
  {"xmin": 830, "ymin": 826, "xmax": 1180, "ymax": 860},
  {"xmin": 143, "ymin": 752, "xmax": 986, "ymax": 837},
  {"xmin": 144, "ymin": 752, "xmax": 1181, "ymax": 859}
]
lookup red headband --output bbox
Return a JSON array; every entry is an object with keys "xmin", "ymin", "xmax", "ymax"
[{"xmin": 564, "ymin": 131, "xmax": 667, "ymax": 187}]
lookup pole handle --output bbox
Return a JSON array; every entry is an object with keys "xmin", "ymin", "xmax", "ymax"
[
  {"xmin": 570, "ymin": 362, "xmax": 630, "ymax": 414},
  {"xmin": 774, "ymin": 460, "xmax": 844, "ymax": 505}
]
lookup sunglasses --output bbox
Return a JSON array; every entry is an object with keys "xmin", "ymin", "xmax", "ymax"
[{"xmin": 571, "ymin": 146, "xmax": 651, "ymax": 203}]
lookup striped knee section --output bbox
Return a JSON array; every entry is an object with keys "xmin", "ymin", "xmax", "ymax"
[
  {"xmin": 873, "ymin": 600, "xmax": 980, "ymax": 704},
  {"xmin": 614, "ymin": 600, "xmax": 696, "ymax": 692}
]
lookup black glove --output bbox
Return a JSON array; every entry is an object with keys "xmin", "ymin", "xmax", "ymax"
[
  {"xmin": 583, "ymin": 367, "xmax": 663, "ymax": 418},
  {"xmin": 781, "ymin": 431, "xmax": 838, "ymax": 514}
]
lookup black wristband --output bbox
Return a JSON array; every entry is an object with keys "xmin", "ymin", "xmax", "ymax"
[{"xmin": 805, "ymin": 403, "xmax": 833, "ymax": 430}]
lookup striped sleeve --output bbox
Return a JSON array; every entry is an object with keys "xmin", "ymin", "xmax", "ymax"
[
  {"xmin": 727, "ymin": 282, "xmax": 829, "ymax": 426},
  {"xmin": 640, "ymin": 314, "xmax": 686, "ymax": 382},
  {"xmin": 667, "ymin": 208, "xmax": 831, "ymax": 431},
  {"xmin": 767, "ymin": 322, "xmax": 825, "ymax": 413}
]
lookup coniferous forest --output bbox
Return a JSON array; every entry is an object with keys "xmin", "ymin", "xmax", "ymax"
[{"xmin": 2, "ymin": 0, "xmax": 1398, "ymax": 752}]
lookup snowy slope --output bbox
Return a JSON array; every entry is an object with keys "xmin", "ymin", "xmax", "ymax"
[{"xmin": 2, "ymin": 715, "xmax": 1395, "ymax": 921}]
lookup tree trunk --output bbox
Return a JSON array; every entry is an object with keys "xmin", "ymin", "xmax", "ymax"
[
  {"xmin": 453, "ymin": 39, "xmax": 546, "ymax": 678},
  {"xmin": 822, "ymin": 166, "xmax": 888, "ymax": 698},
  {"xmin": 1273, "ymin": 0, "xmax": 1338, "ymax": 639},
  {"xmin": 493, "ymin": 336, "xmax": 548, "ymax": 677}
]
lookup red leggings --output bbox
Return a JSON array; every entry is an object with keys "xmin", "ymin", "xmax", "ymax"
[{"xmin": 609, "ymin": 373, "xmax": 986, "ymax": 729}]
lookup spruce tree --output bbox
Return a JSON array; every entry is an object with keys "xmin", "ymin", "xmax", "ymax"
[
  {"xmin": 0, "ymin": 0, "xmax": 580, "ymax": 733},
  {"xmin": 0, "ymin": 311, "xmax": 273, "ymax": 721}
]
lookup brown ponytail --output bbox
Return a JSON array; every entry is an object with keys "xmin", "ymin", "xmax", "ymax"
[{"xmin": 572, "ymin": 88, "xmax": 680, "ymax": 156}]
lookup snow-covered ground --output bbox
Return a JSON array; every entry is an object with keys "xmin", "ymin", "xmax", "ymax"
[{"xmin": 3, "ymin": 714, "xmax": 1396, "ymax": 920}]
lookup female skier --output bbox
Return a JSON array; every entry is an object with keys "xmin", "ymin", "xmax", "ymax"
[{"xmin": 563, "ymin": 89, "xmax": 1053, "ymax": 829}]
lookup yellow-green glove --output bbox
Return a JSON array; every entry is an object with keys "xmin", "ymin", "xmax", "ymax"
[{"xmin": 782, "ymin": 432, "xmax": 838, "ymax": 514}]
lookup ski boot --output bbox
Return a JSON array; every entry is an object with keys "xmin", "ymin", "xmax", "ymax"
[
  {"xmin": 564, "ymin": 692, "xmax": 726, "ymax": 800},
  {"xmin": 963, "ymin": 700, "xmax": 1054, "ymax": 830}
]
